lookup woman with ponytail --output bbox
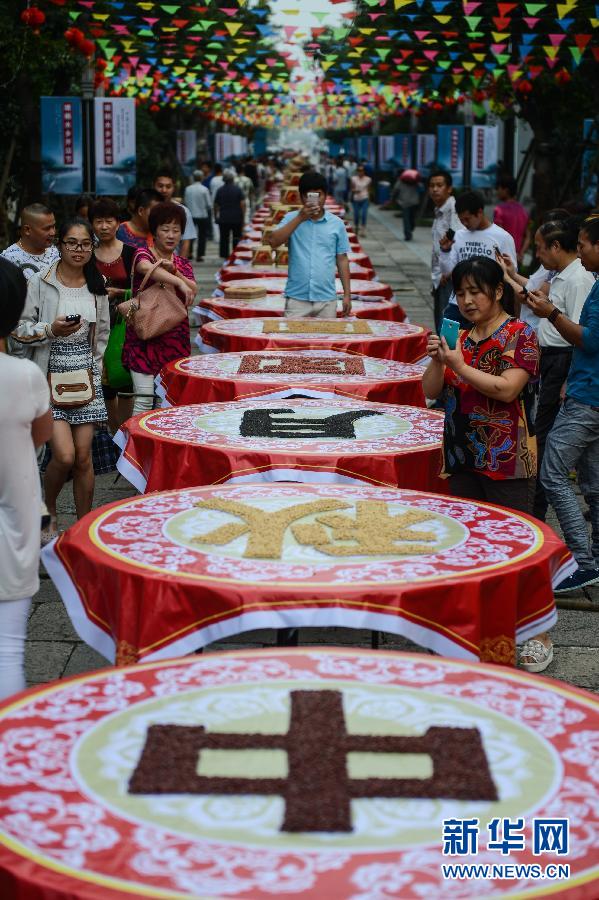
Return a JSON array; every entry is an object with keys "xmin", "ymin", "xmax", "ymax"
[{"xmin": 12, "ymin": 217, "xmax": 110, "ymax": 538}]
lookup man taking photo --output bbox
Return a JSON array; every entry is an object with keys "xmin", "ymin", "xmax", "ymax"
[{"xmin": 268, "ymin": 172, "xmax": 351, "ymax": 318}]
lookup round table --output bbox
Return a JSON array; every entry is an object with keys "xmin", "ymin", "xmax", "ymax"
[
  {"xmin": 194, "ymin": 295, "xmax": 407, "ymax": 323},
  {"xmin": 0, "ymin": 647, "xmax": 599, "ymax": 900},
  {"xmin": 219, "ymin": 262, "xmax": 375, "ymax": 281},
  {"xmin": 200, "ymin": 317, "xmax": 428, "ymax": 363},
  {"xmin": 42, "ymin": 482, "xmax": 571, "ymax": 666},
  {"xmin": 217, "ymin": 277, "xmax": 393, "ymax": 300},
  {"xmin": 156, "ymin": 350, "xmax": 427, "ymax": 407},
  {"xmin": 0, "ymin": 647, "xmax": 596, "ymax": 900},
  {"xmin": 115, "ymin": 399, "xmax": 444, "ymax": 493},
  {"xmin": 232, "ymin": 248, "xmax": 373, "ymax": 270}
]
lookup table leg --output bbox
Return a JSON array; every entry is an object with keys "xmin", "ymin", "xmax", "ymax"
[{"xmin": 276, "ymin": 628, "xmax": 299, "ymax": 647}]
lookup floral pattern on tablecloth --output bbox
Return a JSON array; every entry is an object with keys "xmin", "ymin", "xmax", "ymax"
[
  {"xmin": 0, "ymin": 649, "xmax": 596, "ymax": 899},
  {"xmin": 134, "ymin": 400, "xmax": 443, "ymax": 454},
  {"xmin": 203, "ymin": 317, "xmax": 422, "ymax": 342},
  {"xmin": 89, "ymin": 484, "xmax": 543, "ymax": 584},
  {"xmin": 172, "ymin": 350, "xmax": 425, "ymax": 383}
]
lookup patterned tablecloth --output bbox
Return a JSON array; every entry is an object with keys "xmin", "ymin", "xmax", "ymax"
[
  {"xmin": 216, "ymin": 277, "xmax": 393, "ymax": 299},
  {"xmin": 114, "ymin": 399, "xmax": 445, "ymax": 493},
  {"xmin": 193, "ymin": 295, "xmax": 407, "ymax": 324},
  {"xmin": 0, "ymin": 647, "xmax": 596, "ymax": 899},
  {"xmin": 42, "ymin": 482, "xmax": 572, "ymax": 666},
  {"xmin": 244, "ymin": 229, "xmax": 360, "ymax": 246},
  {"xmin": 199, "ymin": 317, "xmax": 429, "ymax": 363},
  {"xmin": 156, "ymin": 350, "xmax": 427, "ymax": 407},
  {"xmin": 218, "ymin": 262, "xmax": 375, "ymax": 281},
  {"xmin": 231, "ymin": 248, "xmax": 373, "ymax": 270}
]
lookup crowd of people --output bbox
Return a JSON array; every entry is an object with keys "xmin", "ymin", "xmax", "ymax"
[
  {"xmin": 422, "ymin": 172, "xmax": 599, "ymax": 671},
  {"xmin": 0, "ymin": 149, "xmax": 598, "ymax": 697}
]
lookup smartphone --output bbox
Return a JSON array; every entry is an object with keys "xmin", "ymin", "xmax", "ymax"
[
  {"xmin": 306, "ymin": 192, "xmax": 319, "ymax": 204},
  {"xmin": 65, "ymin": 314, "xmax": 81, "ymax": 324},
  {"xmin": 440, "ymin": 317, "xmax": 460, "ymax": 350},
  {"xmin": 445, "ymin": 228, "xmax": 455, "ymax": 241}
]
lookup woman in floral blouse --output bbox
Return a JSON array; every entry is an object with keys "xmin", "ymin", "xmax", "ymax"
[{"xmin": 422, "ymin": 256, "xmax": 552, "ymax": 673}]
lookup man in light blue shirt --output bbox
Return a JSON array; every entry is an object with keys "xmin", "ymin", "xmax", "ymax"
[{"xmin": 268, "ymin": 171, "xmax": 352, "ymax": 317}]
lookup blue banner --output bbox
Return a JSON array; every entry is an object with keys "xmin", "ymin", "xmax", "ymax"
[
  {"xmin": 253, "ymin": 127, "xmax": 268, "ymax": 158},
  {"xmin": 357, "ymin": 136, "xmax": 376, "ymax": 166},
  {"xmin": 436, "ymin": 125, "xmax": 465, "ymax": 188},
  {"xmin": 582, "ymin": 118, "xmax": 598, "ymax": 206},
  {"xmin": 343, "ymin": 137, "xmax": 358, "ymax": 158},
  {"xmin": 394, "ymin": 134, "xmax": 413, "ymax": 169},
  {"xmin": 41, "ymin": 97, "xmax": 83, "ymax": 195}
]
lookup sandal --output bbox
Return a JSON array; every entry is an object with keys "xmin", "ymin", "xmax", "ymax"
[
  {"xmin": 519, "ymin": 639, "xmax": 553, "ymax": 673},
  {"xmin": 40, "ymin": 517, "xmax": 58, "ymax": 547}
]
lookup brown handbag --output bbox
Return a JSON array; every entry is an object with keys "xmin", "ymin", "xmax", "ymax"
[
  {"xmin": 48, "ymin": 296, "xmax": 98, "ymax": 408},
  {"xmin": 117, "ymin": 257, "xmax": 187, "ymax": 341}
]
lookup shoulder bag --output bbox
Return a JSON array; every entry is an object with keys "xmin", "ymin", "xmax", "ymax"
[
  {"xmin": 117, "ymin": 255, "xmax": 187, "ymax": 341},
  {"xmin": 47, "ymin": 296, "xmax": 97, "ymax": 408}
]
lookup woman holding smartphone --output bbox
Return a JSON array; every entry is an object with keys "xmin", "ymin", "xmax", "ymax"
[
  {"xmin": 12, "ymin": 218, "xmax": 110, "ymax": 539},
  {"xmin": 422, "ymin": 257, "xmax": 551, "ymax": 672}
]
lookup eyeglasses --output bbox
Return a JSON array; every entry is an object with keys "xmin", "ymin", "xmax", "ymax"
[{"xmin": 62, "ymin": 239, "xmax": 93, "ymax": 251}]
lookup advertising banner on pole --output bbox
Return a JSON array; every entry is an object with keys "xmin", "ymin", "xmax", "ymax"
[
  {"xmin": 94, "ymin": 98, "xmax": 136, "ymax": 195},
  {"xmin": 395, "ymin": 134, "xmax": 413, "ymax": 169},
  {"xmin": 581, "ymin": 118, "xmax": 598, "ymax": 205},
  {"xmin": 253, "ymin": 128, "xmax": 268, "ymax": 158},
  {"xmin": 416, "ymin": 134, "xmax": 436, "ymax": 176},
  {"xmin": 41, "ymin": 97, "xmax": 83, "ymax": 195},
  {"xmin": 176, "ymin": 130, "xmax": 196, "ymax": 178},
  {"xmin": 378, "ymin": 136, "xmax": 395, "ymax": 171},
  {"xmin": 436, "ymin": 125, "xmax": 465, "ymax": 187},
  {"xmin": 357, "ymin": 136, "xmax": 376, "ymax": 166},
  {"xmin": 470, "ymin": 125, "xmax": 498, "ymax": 189}
]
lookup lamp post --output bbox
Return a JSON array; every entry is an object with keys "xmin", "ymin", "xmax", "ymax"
[{"xmin": 81, "ymin": 59, "xmax": 95, "ymax": 194}]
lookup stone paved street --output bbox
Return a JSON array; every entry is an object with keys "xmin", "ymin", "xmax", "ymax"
[{"xmin": 29, "ymin": 207, "xmax": 599, "ymax": 692}]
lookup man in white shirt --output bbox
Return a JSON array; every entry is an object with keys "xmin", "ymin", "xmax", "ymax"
[
  {"xmin": 184, "ymin": 170, "xmax": 212, "ymax": 262},
  {"xmin": 530, "ymin": 218, "xmax": 595, "ymax": 520},
  {"xmin": 1, "ymin": 203, "xmax": 59, "ymax": 280},
  {"xmin": 209, "ymin": 164, "xmax": 225, "ymax": 241},
  {"xmin": 153, "ymin": 170, "xmax": 197, "ymax": 258},
  {"xmin": 439, "ymin": 190, "xmax": 517, "ymax": 325},
  {"xmin": 428, "ymin": 171, "xmax": 461, "ymax": 329},
  {"xmin": 333, "ymin": 162, "xmax": 349, "ymax": 208}
]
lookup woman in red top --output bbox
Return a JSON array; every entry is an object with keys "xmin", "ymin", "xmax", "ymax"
[
  {"xmin": 122, "ymin": 201, "xmax": 197, "ymax": 415},
  {"xmin": 91, "ymin": 198, "xmax": 136, "ymax": 432},
  {"xmin": 422, "ymin": 257, "xmax": 552, "ymax": 672}
]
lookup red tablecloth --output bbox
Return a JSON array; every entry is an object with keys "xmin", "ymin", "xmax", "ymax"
[
  {"xmin": 194, "ymin": 295, "xmax": 407, "ymax": 323},
  {"xmin": 200, "ymin": 317, "xmax": 428, "ymax": 363},
  {"xmin": 2, "ymin": 647, "xmax": 595, "ymax": 900},
  {"xmin": 156, "ymin": 350, "xmax": 427, "ymax": 407},
  {"xmin": 219, "ymin": 262, "xmax": 375, "ymax": 281},
  {"xmin": 231, "ymin": 248, "xmax": 373, "ymax": 270},
  {"xmin": 218, "ymin": 277, "xmax": 393, "ymax": 300},
  {"xmin": 115, "ymin": 399, "xmax": 444, "ymax": 493},
  {"xmin": 42, "ymin": 482, "xmax": 572, "ymax": 666}
]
